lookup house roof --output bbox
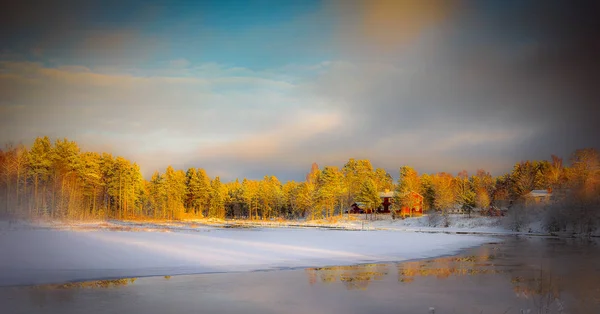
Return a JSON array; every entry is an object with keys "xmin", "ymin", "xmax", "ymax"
[
  {"xmin": 379, "ymin": 191, "xmax": 394, "ymax": 198},
  {"xmin": 353, "ymin": 202, "xmax": 367, "ymax": 209},
  {"xmin": 378, "ymin": 190, "xmax": 424, "ymax": 198},
  {"xmin": 527, "ymin": 190, "xmax": 552, "ymax": 197}
]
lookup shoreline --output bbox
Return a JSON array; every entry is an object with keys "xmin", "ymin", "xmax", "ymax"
[{"xmin": 2, "ymin": 216, "xmax": 587, "ymax": 238}]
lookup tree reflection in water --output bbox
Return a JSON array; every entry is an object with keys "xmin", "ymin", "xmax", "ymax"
[
  {"xmin": 398, "ymin": 252, "xmax": 504, "ymax": 282},
  {"xmin": 304, "ymin": 239, "xmax": 600, "ymax": 313},
  {"xmin": 24, "ymin": 278, "xmax": 138, "ymax": 308},
  {"xmin": 305, "ymin": 263, "xmax": 390, "ymax": 290},
  {"xmin": 30, "ymin": 278, "xmax": 138, "ymax": 290}
]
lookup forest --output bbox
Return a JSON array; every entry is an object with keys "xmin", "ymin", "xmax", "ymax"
[{"xmin": 0, "ymin": 137, "xmax": 598, "ymax": 231}]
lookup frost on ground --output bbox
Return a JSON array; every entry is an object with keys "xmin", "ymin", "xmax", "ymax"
[
  {"xmin": 0, "ymin": 225, "xmax": 496, "ymax": 287},
  {"xmin": 0, "ymin": 214, "xmax": 554, "ymax": 235},
  {"xmin": 335, "ymin": 215, "xmax": 508, "ymax": 233},
  {"xmin": 308, "ymin": 214, "xmax": 551, "ymax": 235}
]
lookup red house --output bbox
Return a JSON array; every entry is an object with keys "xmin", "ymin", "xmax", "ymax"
[
  {"xmin": 379, "ymin": 190, "xmax": 394, "ymax": 213},
  {"xmin": 346, "ymin": 190, "xmax": 423, "ymax": 216},
  {"xmin": 395, "ymin": 191, "xmax": 424, "ymax": 217}
]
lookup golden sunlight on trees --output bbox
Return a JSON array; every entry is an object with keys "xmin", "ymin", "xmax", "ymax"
[
  {"xmin": 0, "ymin": 137, "xmax": 597, "ymax": 229},
  {"xmin": 393, "ymin": 166, "xmax": 421, "ymax": 215},
  {"xmin": 474, "ymin": 188, "xmax": 491, "ymax": 212},
  {"xmin": 431, "ymin": 172, "xmax": 455, "ymax": 214},
  {"xmin": 315, "ymin": 166, "xmax": 344, "ymax": 219},
  {"xmin": 454, "ymin": 170, "xmax": 475, "ymax": 216},
  {"xmin": 342, "ymin": 159, "xmax": 375, "ymax": 213},
  {"xmin": 547, "ymin": 148, "xmax": 600, "ymax": 235},
  {"xmin": 208, "ymin": 176, "xmax": 225, "ymax": 219},
  {"xmin": 471, "ymin": 169, "xmax": 494, "ymax": 211},
  {"xmin": 355, "ymin": 178, "xmax": 380, "ymax": 218}
]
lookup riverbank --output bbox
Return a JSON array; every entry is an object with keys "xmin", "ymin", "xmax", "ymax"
[
  {"xmin": 0, "ymin": 214, "xmax": 556, "ymax": 236},
  {"xmin": 4, "ymin": 212, "xmax": 598, "ymax": 239}
]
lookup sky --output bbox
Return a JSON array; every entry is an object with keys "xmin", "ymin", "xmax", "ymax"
[{"xmin": 1, "ymin": 0, "xmax": 599, "ymax": 181}]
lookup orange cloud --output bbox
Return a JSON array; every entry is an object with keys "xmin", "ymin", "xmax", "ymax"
[
  {"xmin": 364, "ymin": 0, "xmax": 456, "ymax": 48},
  {"xmin": 196, "ymin": 111, "xmax": 343, "ymax": 160},
  {"xmin": 330, "ymin": 0, "xmax": 460, "ymax": 54}
]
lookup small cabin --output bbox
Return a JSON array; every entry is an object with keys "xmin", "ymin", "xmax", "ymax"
[
  {"xmin": 347, "ymin": 202, "xmax": 367, "ymax": 214},
  {"xmin": 525, "ymin": 189, "xmax": 552, "ymax": 205},
  {"xmin": 379, "ymin": 190, "xmax": 394, "ymax": 213}
]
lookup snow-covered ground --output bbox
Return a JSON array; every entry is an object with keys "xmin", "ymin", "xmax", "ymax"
[
  {"xmin": 338, "ymin": 215, "xmax": 530, "ymax": 234},
  {"xmin": 192, "ymin": 214, "xmax": 546, "ymax": 235},
  {"xmin": 0, "ymin": 221, "xmax": 497, "ymax": 287}
]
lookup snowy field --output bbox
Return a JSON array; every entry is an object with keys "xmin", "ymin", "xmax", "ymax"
[
  {"xmin": 342, "ymin": 215, "xmax": 533, "ymax": 234},
  {"xmin": 0, "ymin": 221, "xmax": 497, "ymax": 287},
  {"xmin": 0, "ymin": 214, "xmax": 552, "ymax": 235}
]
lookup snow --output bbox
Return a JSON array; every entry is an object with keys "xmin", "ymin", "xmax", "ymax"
[
  {"xmin": 527, "ymin": 190, "xmax": 551, "ymax": 197},
  {"xmin": 0, "ymin": 221, "xmax": 497, "ymax": 287},
  {"xmin": 318, "ymin": 215, "xmax": 512, "ymax": 234}
]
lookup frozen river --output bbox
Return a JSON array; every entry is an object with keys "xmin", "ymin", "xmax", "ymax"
[
  {"xmin": 0, "ymin": 225, "xmax": 494, "ymax": 286},
  {"xmin": 2, "ymin": 236, "xmax": 599, "ymax": 314}
]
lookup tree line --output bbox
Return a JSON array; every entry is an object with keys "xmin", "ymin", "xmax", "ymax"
[{"xmin": 0, "ymin": 137, "xmax": 598, "ymax": 224}]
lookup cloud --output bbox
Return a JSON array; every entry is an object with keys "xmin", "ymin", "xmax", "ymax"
[
  {"xmin": 327, "ymin": 0, "xmax": 460, "ymax": 59},
  {"xmin": 0, "ymin": 61, "xmax": 340, "ymax": 179},
  {"xmin": 1, "ymin": 0, "xmax": 598, "ymax": 181},
  {"xmin": 0, "ymin": 1, "xmax": 164, "ymax": 67},
  {"xmin": 300, "ymin": 0, "xmax": 600, "ymax": 174},
  {"xmin": 196, "ymin": 110, "xmax": 343, "ymax": 160}
]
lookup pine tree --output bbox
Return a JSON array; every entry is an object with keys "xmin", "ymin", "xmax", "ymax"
[
  {"xmin": 420, "ymin": 173, "xmax": 436, "ymax": 211},
  {"xmin": 373, "ymin": 168, "xmax": 393, "ymax": 192},
  {"xmin": 1, "ymin": 144, "xmax": 16, "ymax": 215},
  {"xmin": 431, "ymin": 172, "xmax": 455, "ymax": 213},
  {"xmin": 163, "ymin": 166, "xmax": 186, "ymax": 220},
  {"xmin": 149, "ymin": 171, "xmax": 167, "ymax": 218},
  {"xmin": 315, "ymin": 166, "xmax": 344, "ymax": 218},
  {"xmin": 296, "ymin": 182, "xmax": 314, "ymax": 219},
  {"xmin": 130, "ymin": 163, "xmax": 145, "ymax": 217},
  {"xmin": 78, "ymin": 152, "xmax": 103, "ymax": 218},
  {"xmin": 470, "ymin": 169, "xmax": 493, "ymax": 212},
  {"xmin": 51, "ymin": 139, "xmax": 82, "ymax": 218},
  {"xmin": 208, "ymin": 176, "xmax": 225, "ymax": 219},
  {"xmin": 509, "ymin": 161, "xmax": 547, "ymax": 201},
  {"xmin": 454, "ymin": 170, "xmax": 475, "ymax": 216},
  {"xmin": 342, "ymin": 158, "xmax": 360, "ymax": 208},
  {"xmin": 12, "ymin": 144, "xmax": 28, "ymax": 214},
  {"xmin": 225, "ymin": 179, "xmax": 243, "ymax": 218},
  {"xmin": 355, "ymin": 179, "xmax": 380, "ymax": 219},
  {"xmin": 185, "ymin": 168, "xmax": 201, "ymax": 215},
  {"xmin": 393, "ymin": 166, "xmax": 421, "ymax": 215},
  {"xmin": 342, "ymin": 159, "xmax": 375, "ymax": 209},
  {"xmin": 241, "ymin": 178, "xmax": 259, "ymax": 220},
  {"xmin": 282, "ymin": 181, "xmax": 298, "ymax": 218},
  {"xmin": 99, "ymin": 153, "xmax": 116, "ymax": 218},
  {"xmin": 196, "ymin": 169, "xmax": 211, "ymax": 217}
]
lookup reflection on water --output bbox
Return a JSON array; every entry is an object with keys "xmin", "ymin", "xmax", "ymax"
[
  {"xmin": 24, "ymin": 278, "xmax": 138, "ymax": 309},
  {"xmin": 29, "ymin": 278, "xmax": 138, "ymax": 290},
  {"xmin": 306, "ymin": 251, "xmax": 504, "ymax": 290},
  {"xmin": 303, "ymin": 237, "xmax": 600, "ymax": 313},
  {"xmin": 2, "ymin": 237, "xmax": 600, "ymax": 314},
  {"xmin": 397, "ymin": 254, "xmax": 505, "ymax": 282},
  {"xmin": 306, "ymin": 263, "xmax": 390, "ymax": 290}
]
